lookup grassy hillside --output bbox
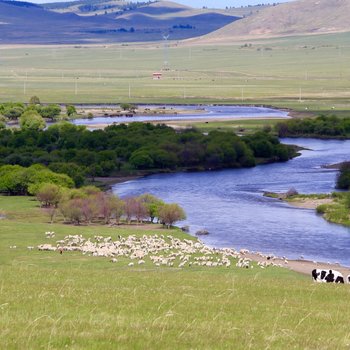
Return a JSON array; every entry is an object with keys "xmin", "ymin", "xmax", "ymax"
[
  {"xmin": 1, "ymin": 32, "xmax": 350, "ymax": 114},
  {"xmin": 0, "ymin": 0, "xmax": 239, "ymax": 44},
  {"xmin": 1, "ymin": 195, "xmax": 350, "ymax": 348},
  {"xmin": 201, "ymin": 0, "xmax": 350, "ymax": 43}
]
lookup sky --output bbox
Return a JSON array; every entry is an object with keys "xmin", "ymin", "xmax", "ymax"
[{"xmin": 34, "ymin": 0, "xmax": 292, "ymax": 8}]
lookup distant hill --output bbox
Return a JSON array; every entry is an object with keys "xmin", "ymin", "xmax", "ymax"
[
  {"xmin": 199, "ymin": 0, "xmax": 350, "ymax": 43},
  {"xmin": 0, "ymin": 0, "xmax": 240, "ymax": 44}
]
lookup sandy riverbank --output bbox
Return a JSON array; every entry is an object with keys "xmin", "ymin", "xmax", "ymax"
[
  {"xmin": 287, "ymin": 197, "xmax": 334, "ymax": 209},
  {"xmin": 245, "ymin": 252, "xmax": 350, "ymax": 277}
]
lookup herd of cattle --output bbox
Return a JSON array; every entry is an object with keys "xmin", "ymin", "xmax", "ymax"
[{"xmin": 312, "ymin": 268, "xmax": 350, "ymax": 284}]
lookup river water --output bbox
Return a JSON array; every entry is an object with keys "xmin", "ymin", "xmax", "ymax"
[
  {"xmin": 113, "ymin": 138, "xmax": 350, "ymax": 266},
  {"xmin": 72, "ymin": 105, "xmax": 289, "ymax": 126}
]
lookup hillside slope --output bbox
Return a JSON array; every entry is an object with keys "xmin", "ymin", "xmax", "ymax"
[
  {"xmin": 200, "ymin": 0, "xmax": 350, "ymax": 43},
  {"xmin": 0, "ymin": 0, "xmax": 239, "ymax": 44}
]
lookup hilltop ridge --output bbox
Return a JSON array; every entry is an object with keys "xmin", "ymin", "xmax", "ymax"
[{"xmin": 198, "ymin": 0, "xmax": 350, "ymax": 43}]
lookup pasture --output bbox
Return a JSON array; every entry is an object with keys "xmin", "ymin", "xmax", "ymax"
[
  {"xmin": 0, "ymin": 32, "xmax": 350, "ymax": 113},
  {"xmin": 1, "ymin": 196, "xmax": 350, "ymax": 349}
]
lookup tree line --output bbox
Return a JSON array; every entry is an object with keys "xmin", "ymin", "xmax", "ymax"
[
  {"xmin": 276, "ymin": 115, "xmax": 350, "ymax": 138},
  {"xmin": 0, "ymin": 122, "xmax": 296, "ymax": 187},
  {"xmin": 0, "ymin": 98, "xmax": 77, "ymax": 131},
  {"xmin": 36, "ymin": 183, "xmax": 186, "ymax": 228}
]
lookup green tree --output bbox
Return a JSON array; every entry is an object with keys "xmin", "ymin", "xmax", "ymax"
[
  {"xmin": 139, "ymin": 193, "xmax": 164, "ymax": 222},
  {"xmin": 19, "ymin": 110, "xmax": 46, "ymax": 131},
  {"xmin": 40, "ymin": 105, "xmax": 61, "ymax": 120},
  {"xmin": 29, "ymin": 96, "xmax": 41, "ymax": 105},
  {"xmin": 36, "ymin": 183, "xmax": 62, "ymax": 208},
  {"xmin": 4, "ymin": 107, "xmax": 24, "ymax": 120},
  {"xmin": 158, "ymin": 203, "xmax": 186, "ymax": 228},
  {"xmin": 66, "ymin": 105, "xmax": 77, "ymax": 117},
  {"xmin": 337, "ymin": 163, "xmax": 350, "ymax": 190}
]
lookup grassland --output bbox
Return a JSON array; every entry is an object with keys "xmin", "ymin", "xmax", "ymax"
[
  {"xmin": 168, "ymin": 118, "xmax": 285, "ymax": 134},
  {"xmin": 1, "ymin": 32, "xmax": 350, "ymax": 114},
  {"xmin": 2, "ymin": 195, "xmax": 350, "ymax": 349}
]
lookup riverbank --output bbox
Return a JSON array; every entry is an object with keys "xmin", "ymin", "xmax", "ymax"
[
  {"xmin": 265, "ymin": 190, "xmax": 350, "ymax": 228},
  {"xmin": 245, "ymin": 252, "xmax": 350, "ymax": 277}
]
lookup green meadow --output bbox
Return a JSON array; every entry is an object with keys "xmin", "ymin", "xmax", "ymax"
[
  {"xmin": 1, "ymin": 196, "xmax": 350, "ymax": 349},
  {"xmin": 1, "ymin": 32, "xmax": 350, "ymax": 113}
]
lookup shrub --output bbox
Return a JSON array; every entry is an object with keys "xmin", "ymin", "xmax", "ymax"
[{"xmin": 158, "ymin": 203, "xmax": 186, "ymax": 228}]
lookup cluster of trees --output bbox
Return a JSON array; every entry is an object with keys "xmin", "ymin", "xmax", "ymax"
[
  {"xmin": 337, "ymin": 162, "xmax": 350, "ymax": 190},
  {"xmin": 0, "ymin": 122, "xmax": 295, "ymax": 187},
  {"xmin": 36, "ymin": 184, "xmax": 186, "ymax": 227},
  {"xmin": 0, "ymin": 98, "xmax": 77, "ymax": 131},
  {"xmin": 0, "ymin": 164, "xmax": 74, "ymax": 195},
  {"xmin": 276, "ymin": 115, "xmax": 350, "ymax": 138}
]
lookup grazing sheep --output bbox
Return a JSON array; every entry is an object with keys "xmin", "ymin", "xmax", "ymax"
[{"xmin": 35, "ymin": 233, "xmax": 289, "ymax": 274}]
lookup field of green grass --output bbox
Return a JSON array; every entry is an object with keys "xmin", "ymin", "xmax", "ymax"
[
  {"xmin": 1, "ymin": 195, "xmax": 350, "ymax": 349},
  {"xmin": 1, "ymin": 32, "xmax": 350, "ymax": 113},
  {"xmin": 171, "ymin": 118, "xmax": 285, "ymax": 134}
]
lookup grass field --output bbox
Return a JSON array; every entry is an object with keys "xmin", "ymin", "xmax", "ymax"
[
  {"xmin": 1, "ymin": 195, "xmax": 350, "ymax": 349},
  {"xmin": 1, "ymin": 32, "xmax": 350, "ymax": 113},
  {"xmin": 169, "ymin": 118, "xmax": 285, "ymax": 134}
]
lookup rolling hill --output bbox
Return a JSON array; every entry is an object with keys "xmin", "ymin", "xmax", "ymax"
[
  {"xmin": 199, "ymin": 0, "xmax": 350, "ymax": 43},
  {"xmin": 0, "ymin": 0, "xmax": 240, "ymax": 44}
]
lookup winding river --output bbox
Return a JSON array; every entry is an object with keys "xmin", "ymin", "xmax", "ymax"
[
  {"xmin": 72, "ymin": 105, "xmax": 289, "ymax": 126},
  {"xmin": 113, "ymin": 138, "xmax": 350, "ymax": 266}
]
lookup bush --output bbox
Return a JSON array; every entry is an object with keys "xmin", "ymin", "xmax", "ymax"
[
  {"xmin": 19, "ymin": 110, "xmax": 46, "ymax": 130},
  {"xmin": 158, "ymin": 203, "xmax": 186, "ymax": 228},
  {"xmin": 336, "ymin": 162, "xmax": 350, "ymax": 189},
  {"xmin": 29, "ymin": 96, "xmax": 41, "ymax": 105},
  {"xmin": 316, "ymin": 204, "xmax": 328, "ymax": 214}
]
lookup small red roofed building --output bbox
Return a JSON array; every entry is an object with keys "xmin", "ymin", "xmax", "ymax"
[{"xmin": 152, "ymin": 72, "xmax": 162, "ymax": 80}]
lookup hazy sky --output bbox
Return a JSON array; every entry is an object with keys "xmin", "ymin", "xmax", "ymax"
[{"xmin": 35, "ymin": 0, "xmax": 292, "ymax": 8}]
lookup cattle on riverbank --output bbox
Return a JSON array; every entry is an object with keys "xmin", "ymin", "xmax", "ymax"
[{"xmin": 312, "ymin": 269, "xmax": 344, "ymax": 284}]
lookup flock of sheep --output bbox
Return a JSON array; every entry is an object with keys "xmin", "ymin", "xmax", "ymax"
[{"xmin": 36, "ymin": 231, "xmax": 285, "ymax": 270}]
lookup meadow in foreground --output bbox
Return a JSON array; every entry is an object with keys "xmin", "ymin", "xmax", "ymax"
[{"xmin": 1, "ymin": 196, "xmax": 350, "ymax": 349}]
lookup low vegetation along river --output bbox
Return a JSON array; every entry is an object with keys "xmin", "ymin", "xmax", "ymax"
[{"xmin": 113, "ymin": 138, "xmax": 350, "ymax": 266}]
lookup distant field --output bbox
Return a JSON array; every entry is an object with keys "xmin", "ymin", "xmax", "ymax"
[{"xmin": 0, "ymin": 32, "xmax": 350, "ymax": 114}]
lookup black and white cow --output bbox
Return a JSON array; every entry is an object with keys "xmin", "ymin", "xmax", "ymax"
[{"xmin": 312, "ymin": 269, "xmax": 344, "ymax": 284}]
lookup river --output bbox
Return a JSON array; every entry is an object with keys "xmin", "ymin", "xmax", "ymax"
[
  {"xmin": 113, "ymin": 138, "xmax": 350, "ymax": 266},
  {"xmin": 72, "ymin": 105, "xmax": 289, "ymax": 126}
]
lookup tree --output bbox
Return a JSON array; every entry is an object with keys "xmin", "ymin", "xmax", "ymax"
[
  {"xmin": 59, "ymin": 198, "xmax": 83, "ymax": 224},
  {"xmin": 139, "ymin": 193, "xmax": 164, "ymax": 222},
  {"xmin": 158, "ymin": 203, "xmax": 186, "ymax": 228},
  {"xmin": 124, "ymin": 197, "xmax": 144, "ymax": 224},
  {"xmin": 19, "ymin": 110, "xmax": 46, "ymax": 131},
  {"xmin": 39, "ymin": 105, "xmax": 61, "ymax": 120},
  {"xmin": 95, "ymin": 193, "xmax": 124, "ymax": 224},
  {"xmin": 36, "ymin": 183, "xmax": 62, "ymax": 208},
  {"xmin": 4, "ymin": 107, "xmax": 24, "ymax": 120},
  {"xmin": 29, "ymin": 96, "xmax": 41, "ymax": 105},
  {"xmin": 130, "ymin": 150, "xmax": 154, "ymax": 169},
  {"xmin": 66, "ymin": 105, "xmax": 77, "ymax": 117},
  {"xmin": 80, "ymin": 196, "xmax": 99, "ymax": 224},
  {"xmin": 337, "ymin": 163, "xmax": 350, "ymax": 190},
  {"xmin": 120, "ymin": 103, "xmax": 137, "ymax": 112}
]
